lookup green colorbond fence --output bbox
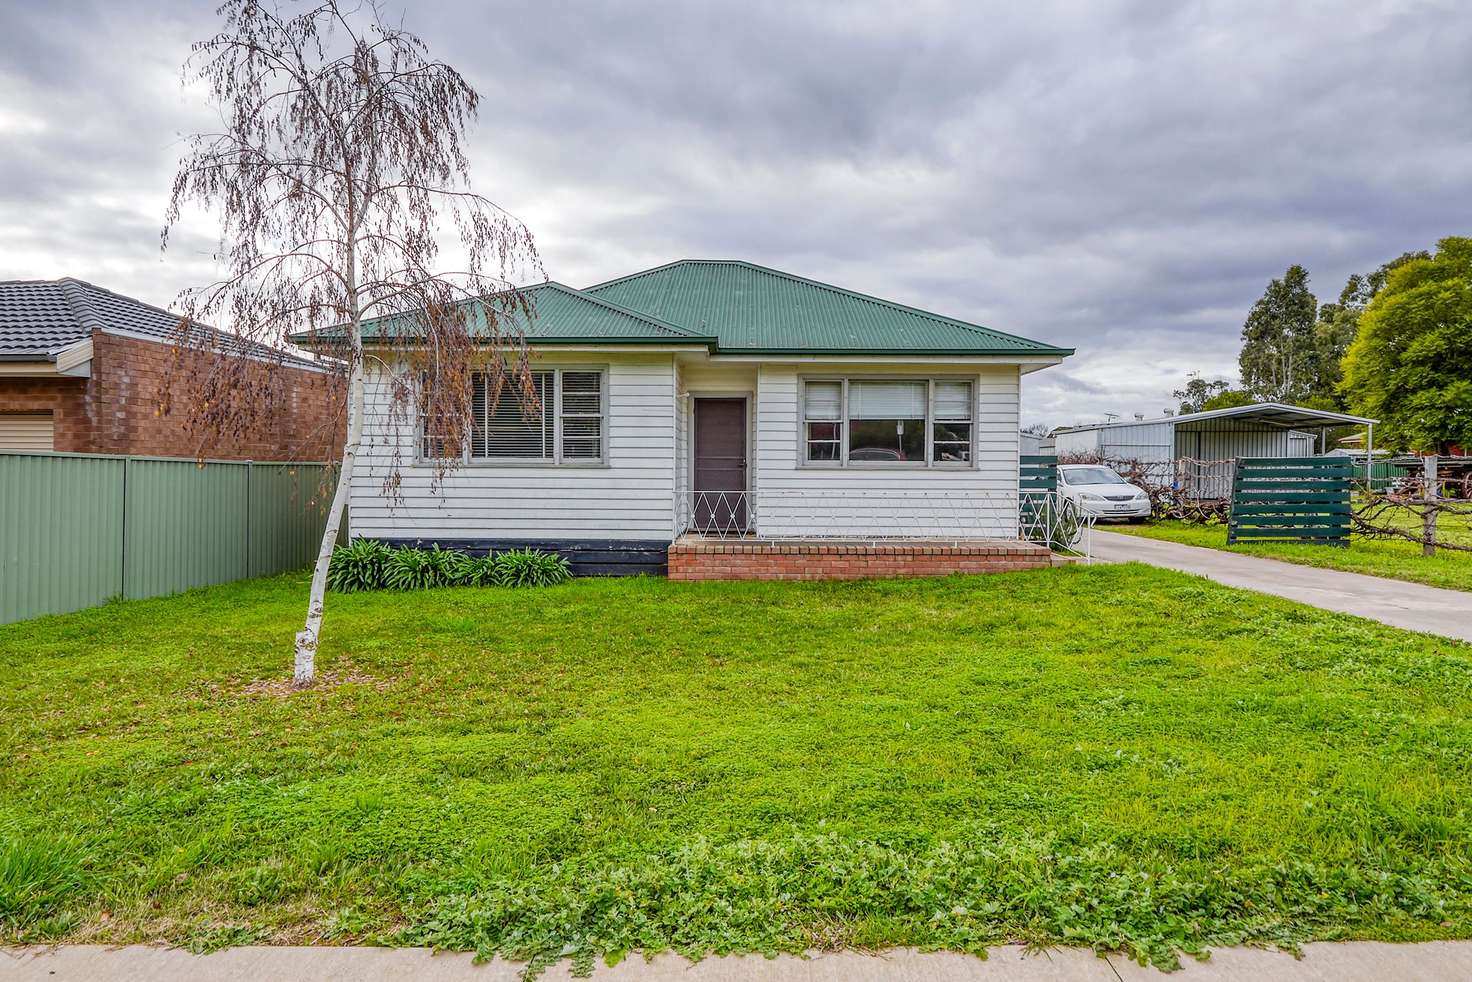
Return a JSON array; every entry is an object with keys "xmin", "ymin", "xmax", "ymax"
[
  {"xmin": 1020, "ymin": 454, "xmax": 1057, "ymax": 543},
  {"xmin": 0, "ymin": 452, "xmax": 340, "ymax": 624},
  {"xmin": 1228, "ymin": 456, "xmax": 1352, "ymax": 547}
]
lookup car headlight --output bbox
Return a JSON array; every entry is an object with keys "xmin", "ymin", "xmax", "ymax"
[{"xmin": 1080, "ymin": 492, "xmax": 1105, "ymax": 501}]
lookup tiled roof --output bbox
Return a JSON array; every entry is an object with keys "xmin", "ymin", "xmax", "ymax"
[{"xmin": 0, "ymin": 278, "xmax": 321, "ymax": 369}]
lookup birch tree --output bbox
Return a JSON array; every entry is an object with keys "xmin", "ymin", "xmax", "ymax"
[{"xmin": 163, "ymin": 0, "xmax": 541, "ymax": 686}]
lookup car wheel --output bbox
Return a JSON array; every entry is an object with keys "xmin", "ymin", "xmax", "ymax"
[{"xmin": 1127, "ymin": 516, "xmax": 1148, "ymax": 524}]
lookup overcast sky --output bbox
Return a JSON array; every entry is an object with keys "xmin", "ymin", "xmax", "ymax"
[{"xmin": 1, "ymin": 1, "xmax": 1466, "ymax": 426}]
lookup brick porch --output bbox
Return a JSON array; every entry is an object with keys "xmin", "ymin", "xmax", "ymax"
[{"xmin": 667, "ymin": 535, "xmax": 1053, "ymax": 581}]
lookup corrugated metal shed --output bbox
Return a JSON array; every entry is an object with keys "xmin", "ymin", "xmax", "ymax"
[{"xmin": 1053, "ymin": 402, "xmax": 1379, "ymax": 497}]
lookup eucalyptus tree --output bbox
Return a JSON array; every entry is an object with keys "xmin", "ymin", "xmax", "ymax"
[
  {"xmin": 1238, "ymin": 265, "xmax": 1319, "ymax": 404},
  {"xmin": 163, "ymin": 0, "xmax": 541, "ymax": 686}
]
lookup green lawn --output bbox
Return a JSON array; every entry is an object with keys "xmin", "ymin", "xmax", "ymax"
[
  {"xmin": 2, "ymin": 568, "xmax": 1471, "ymax": 973},
  {"xmin": 1108, "ymin": 518, "xmax": 1472, "ymax": 592}
]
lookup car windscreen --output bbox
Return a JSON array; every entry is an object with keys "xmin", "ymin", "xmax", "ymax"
[{"xmin": 1061, "ymin": 467, "xmax": 1127, "ymax": 486}]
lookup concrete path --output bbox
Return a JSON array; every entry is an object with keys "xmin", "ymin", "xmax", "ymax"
[
  {"xmin": 6, "ymin": 943, "xmax": 1472, "ymax": 981},
  {"xmin": 1090, "ymin": 530, "xmax": 1472, "ymax": 643}
]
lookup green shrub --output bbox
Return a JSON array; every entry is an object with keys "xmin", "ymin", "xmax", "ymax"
[
  {"xmin": 460, "ymin": 554, "xmax": 502, "ymax": 587},
  {"xmin": 326, "ymin": 539, "xmax": 392, "ymax": 592},
  {"xmin": 339, "ymin": 545, "xmax": 570, "ymax": 590},
  {"xmin": 383, "ymin": 546, "xmax": 444, "ymax": 590},
  {"xmin": 491, "ymin": 548, "xmax": 572, "ymax": 588}
]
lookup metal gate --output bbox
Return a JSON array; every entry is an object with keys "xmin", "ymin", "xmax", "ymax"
[{"xmin": 1228, "ymin": 456, "xmax": 1352, "ymax": 547}]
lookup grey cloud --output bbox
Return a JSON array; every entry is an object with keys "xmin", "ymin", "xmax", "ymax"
[{"xmin": 1, "ymin": 0, "xmax": 1468, "ymax": 425}]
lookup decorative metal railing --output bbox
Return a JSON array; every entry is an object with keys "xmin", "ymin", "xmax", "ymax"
[{"xmin": 673, "ymin": 489, "xmax": 1093, "ymax": 558}]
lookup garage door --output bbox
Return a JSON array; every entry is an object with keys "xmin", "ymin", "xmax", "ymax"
[{"xmin": 0, "ymin": 412, "xmax": 55, "ymax": 450}]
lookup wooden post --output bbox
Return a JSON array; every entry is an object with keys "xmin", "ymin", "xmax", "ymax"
[{"xmin": 1424, "ymin": 455, "xmax": 1438, "ymax": 557}]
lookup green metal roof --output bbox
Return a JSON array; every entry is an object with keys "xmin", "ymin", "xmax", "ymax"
[
  {"xmin": 329, "ymin": 281, "xmax": 711, "ymax": 346},
  {"xmin": 314, "ymin": 262, "xmax": 1070, "ymax": 358},
  {"xmin": 585, "ymin": 259, "xmax": 1071, "ymax": 356}
]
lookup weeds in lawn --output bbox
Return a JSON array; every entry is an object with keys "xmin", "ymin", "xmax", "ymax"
[
  {"xmin": 403, "ymin": 828, "xmax": 1471, "ymax": 976},
  {"xmin": 0, "ymin": 832, "xmax": 90, "ymax": 934}
]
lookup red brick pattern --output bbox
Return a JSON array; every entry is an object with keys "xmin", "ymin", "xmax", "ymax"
[
  {"xmin": 0, "ymin": 376, "xmax": 91, "ymax": 452},
  {"xmin": 667, "ymin": 538, "xmax": 1053, "ymax": 581},
  {"xmin": 0, "ymin": 331, "xmax": 343, "ymax": 461}
]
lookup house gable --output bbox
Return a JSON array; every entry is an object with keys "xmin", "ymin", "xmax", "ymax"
[{"xmin": 585, "ymin": 259, "xmax": 1072, "ymax": 357}]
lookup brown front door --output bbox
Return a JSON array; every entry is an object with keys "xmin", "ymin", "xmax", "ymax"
[{"xmin": 693, "ymin": 398, "xmax": 747, "ymax": 532}]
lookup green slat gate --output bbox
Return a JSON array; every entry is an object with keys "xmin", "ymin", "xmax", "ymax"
[
  {"xmin": 1020, "ymin": 454, "xmax": 1057, "ymax": 543},
  {"xmin": 1228, "ymin": 456, "xmax": 1352, "ymax": 547}
]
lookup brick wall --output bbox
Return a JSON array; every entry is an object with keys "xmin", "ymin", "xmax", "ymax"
[
  {"xmin": 0, "ymin": 332, "xmax": 343, "ymax": 460},
  {"xmin": 667, "ymin": 538, "xmax": 1054, "ymax": 581},
  {"xmin": 91, "ymin": 332, "xmax": 344, "ymax": 460},
  {"xmin": 0, "ymin": 376, "xmax": 92, "ymax": 452}
]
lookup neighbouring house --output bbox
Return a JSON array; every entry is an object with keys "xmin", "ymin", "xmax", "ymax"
[
  {"xmin": 337, "ymin": 259, "xmax": 1075, "ymax": 579},
  {"xmin": 1052, "ymin": 402, "xmax": 1377, "ymax": 498},
  {"xmin": 0, "ymin": 278, "xmax": 341, "ymax": 459}
]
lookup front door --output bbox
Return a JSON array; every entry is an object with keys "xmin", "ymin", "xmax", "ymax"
[{"xmin": 692, "ymin": 398, "xmax": 747, "ymax": 532}]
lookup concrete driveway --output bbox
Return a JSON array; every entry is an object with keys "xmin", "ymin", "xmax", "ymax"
[{"xmin": 1090, "ymin": 530, "xmax": 1472, "ymax": 643}]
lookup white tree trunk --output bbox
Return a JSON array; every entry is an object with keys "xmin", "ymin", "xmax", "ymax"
[{"xmin": 293, "ymin": 344, "xmax": 365, "ymax": 687}]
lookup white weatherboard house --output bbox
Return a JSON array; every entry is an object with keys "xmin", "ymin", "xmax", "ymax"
[{"xmin": 351, "ymin": 260, "xmax": 1072, "ymax": 574}]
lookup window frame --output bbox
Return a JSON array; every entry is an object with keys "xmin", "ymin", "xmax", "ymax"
[
  {"xmin": 419, "ymin": 364, "xmax": 609, "ymax": 468},
  {"xmin": 798, "ymin": 375, "xmax": 978, "ymax": 470}
]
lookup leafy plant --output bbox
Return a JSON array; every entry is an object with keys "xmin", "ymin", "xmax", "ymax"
[
  {"xmin": 491, "ymin": 549, "xmax": 571, "ymax": 588},
  {"xmin": 326, "ymin": 539, "xmax": 393, "ymax": 593},
  {"xmin": 423, "ymin": 545, "xmax": 467, "ymax": 588},
  {"xmin": 383, "ymin": 546, "xmax": 443, "ymax": 591},
  {"xmin": 459, "ymin": 554, "xmax": 502, "ymax": 588}
]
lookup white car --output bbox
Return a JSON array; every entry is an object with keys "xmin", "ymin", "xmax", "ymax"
[{"xmin": 1057, "ymin": 464, "xmax": 1150, "ymax": 522}]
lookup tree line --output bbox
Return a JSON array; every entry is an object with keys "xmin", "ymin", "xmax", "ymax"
[{"xmin": 1173, "ymin": 236, "xmax": 1471, "ymax": 453}]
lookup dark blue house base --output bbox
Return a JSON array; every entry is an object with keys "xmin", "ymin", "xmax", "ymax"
[{"xmin": 375, "ymin": 538, "xmax": 670, "ymax": 577}]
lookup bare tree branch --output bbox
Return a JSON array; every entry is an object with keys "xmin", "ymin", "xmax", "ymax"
[{"xmin": 162, "ymin": 0, "xmax": 543, "ymax": 687}]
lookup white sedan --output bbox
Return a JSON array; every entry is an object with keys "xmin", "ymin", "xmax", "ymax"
[{"xmin": 1057, "ymin": 464, "xmax": 1151, "ymax": 522}]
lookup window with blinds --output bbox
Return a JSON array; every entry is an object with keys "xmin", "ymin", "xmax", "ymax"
[
  {"xmin": 931, "ymin": 380, "xmax": 973, "ymax": 463},
  {"xmin": 426, "ymin": 368, "xmax": 605, "ymax": 464},
  {"xmin": 801, "ymin": 377, "xmax": 974, "ymax": 467}
]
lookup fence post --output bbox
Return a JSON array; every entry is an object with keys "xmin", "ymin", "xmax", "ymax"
[
  {"xmin": 120, "ymin": 456, "xmax": 130, "ymax": 600},
  {"xmin": 244, "ymin": 460, "xmax": 252, "ymax": 579},
  {"xmin": 1423, "ymin": 455, "xmax": 1438, "ymax": 558}
]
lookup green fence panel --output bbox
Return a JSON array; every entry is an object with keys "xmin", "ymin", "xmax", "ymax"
[
  {"xmin": 248, "ymin": 464, "xmax": 336, "ymax": 577},
  {"xmin": 1020, "ymin": 455, "xmax": 1057, "ymax": 543},
  {"xmin": 1, "ymin": 452, "xmax": 339, "ymax": 624},
  {"xmin": 0, "ymin": 452, "xmax": 125, "ymax": 623},
  {"xmin": 1228, "ymin": 456, "xmax": 1351, "ymax": 547},
  {"xmin": 123, "ymin": 459, "xmax": 251, "ymax": 598}
]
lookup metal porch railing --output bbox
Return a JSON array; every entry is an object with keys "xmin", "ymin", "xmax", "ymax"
[{"xmin": 673, "ymin": 489, "xmax": 1093, "ymax": 558}]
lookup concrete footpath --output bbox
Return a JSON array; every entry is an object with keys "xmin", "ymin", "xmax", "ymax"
[
  {"xmin": 6, "ymin": 943, "xmax": 1472, "ymax": 981},
  {"xmin": 1090, "ymin": 530, "xmax": 1472, "ymax": 643}
]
